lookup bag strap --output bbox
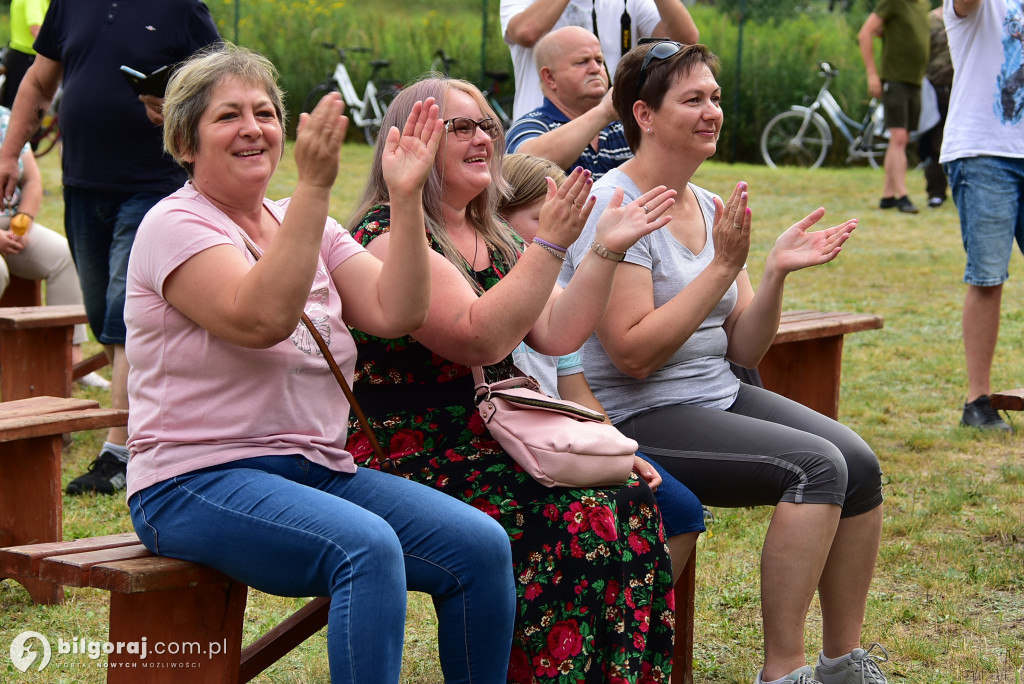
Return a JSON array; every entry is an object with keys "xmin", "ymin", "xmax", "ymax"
[{"xmin": 238, "ymin": 232, "xmax": 387, "ymax": 463}]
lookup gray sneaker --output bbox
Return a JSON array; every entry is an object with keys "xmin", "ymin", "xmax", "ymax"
[
  {"xmin": 756, "ymin": 665, "xmax": 823, "ymax": 684},
  {"xmin": 815, "ymin": 644, "xmax": 889, "ymax": 684}
]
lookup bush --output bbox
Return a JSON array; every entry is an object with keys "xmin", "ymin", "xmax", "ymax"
[{"xmin": 201, "ymin": 0, "xmax": 874, "ymax": 164}]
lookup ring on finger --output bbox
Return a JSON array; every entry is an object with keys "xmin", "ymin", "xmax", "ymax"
[
  {"xmin": 642, "ymin": 204, "xmax": 650, "ymax": 214},
  {"xmin": 733, "ymin": 222, "xmax": 742, "ymax": 229}
]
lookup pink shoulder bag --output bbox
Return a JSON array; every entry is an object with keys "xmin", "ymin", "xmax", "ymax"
[{"xmin": 472, "ymin": 366, "xmax": 637, "ymax": 488}]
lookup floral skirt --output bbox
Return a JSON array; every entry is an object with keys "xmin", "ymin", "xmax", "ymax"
[{"xmin": 348, "ymin": 402, "xmax": 675, "ymax": 683}]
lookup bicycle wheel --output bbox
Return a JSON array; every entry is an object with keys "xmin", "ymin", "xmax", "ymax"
[
  {"xmin": 760, "ymin": 110, "xmax": 830, "ymax": 169},
  {"xmin": 32, "ymin": 120, "xmax": 61, "ymax": 158},
  {"xmin": 494, "ymin": 95, "xmax": 514, "ymax": 130},
  {"xmin": 302, "ymin": 82, "xmax": 339, "ymax": 115},
  {"xmin": 363, "ymin": 83, "xmax": 401, "ymax": 145}
]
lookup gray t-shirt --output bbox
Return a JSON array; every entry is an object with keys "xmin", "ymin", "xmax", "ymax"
[{"xmin": 560, "ymin": 168, "xmax": 740, "ymax": 423}]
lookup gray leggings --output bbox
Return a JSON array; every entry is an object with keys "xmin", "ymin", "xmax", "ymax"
[{"xmin": 615, "ymin": 383, "xmax": 883, "ymax": 518}]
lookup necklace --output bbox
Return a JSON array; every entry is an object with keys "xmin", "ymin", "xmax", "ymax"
[{"xmin": 470, "ymin": 233, "xmax": 481, "ymax": 270}]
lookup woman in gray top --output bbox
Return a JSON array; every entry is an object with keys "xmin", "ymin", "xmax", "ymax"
[{"xmin": 561, "ymin": 44, "xmax": 889, "ymax": 684}]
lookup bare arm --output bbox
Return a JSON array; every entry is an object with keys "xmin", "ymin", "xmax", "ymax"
[
  {"xmin": 336, "ymin": 99, "xmax": 443, "ymax": 338},
  {"xmin": 952, "ymin": 0, "xmax": 982, "ymax": 18},
  {"xmin": 516, "ymin": 89, "xmax": 618, "ymax": 169},
  {"xmin": 0, "ymin": 55, "xmax": 62, "ymax": 201},
  {"xmin": 526, "ymin": 185, "xmax": 677, "ymax": 356},
  {"xmin": 858, "ymin": 13, "xmax": 884, "ymax": 99},
  {"xmin": 651, "ymin": 0, "xmax": 700, "ymax": 44},
  {"xmin": 724, "ymin": 209, "xmax": 857, "ymax": 367},
  {"xmin": 595, "ymin": 184, "xmax": 750, "ymax": 378},
  {"xmin": 505, "ymin": 0, "xmax": 573, "ymax": 47}
]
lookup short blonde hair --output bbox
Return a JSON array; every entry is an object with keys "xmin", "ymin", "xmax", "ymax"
[{"xmin": 163, "ymin": 42, "xmax": 285, "ymax": 178}]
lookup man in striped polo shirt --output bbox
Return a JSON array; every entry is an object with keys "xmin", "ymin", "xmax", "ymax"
[{"xmin": 505, "ymin": 26, "xmax": 632, "ymax": 179}]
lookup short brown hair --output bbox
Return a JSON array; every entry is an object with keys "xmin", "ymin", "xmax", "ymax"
[
  {"xmin": 612, "ymin": 42, "xmax": 720, "ymax": 152},
  {"xmin": 163, "ymin": 42, "xmax": 285, "ymax": 178}
]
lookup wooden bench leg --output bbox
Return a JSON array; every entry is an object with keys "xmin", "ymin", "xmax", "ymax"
[
  {"xmin": 0, "ymin": 324, "xmax": 76, "ymax": 401},
  {"xmin": 671, "ymin": 546, "xmax": 696, "ymax": 684},
  {"xmin": 758, "ymin": 335, "xmax": 845, "ymax": 420},
  {"xmin": 106, "ymin": 581, "xmax": 248, "ymax": 684},
  {"xmin": 0, "ymin": 435, "xmax": 63, "ymax": 604}
]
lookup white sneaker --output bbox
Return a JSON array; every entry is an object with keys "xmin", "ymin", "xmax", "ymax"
[
  {"xmin": 756, "ymin": 665, "xmax": 823, "ymax": 684},
  {"xmin": 77, "ymin": 371, "xmax": 111, "ymax": 390},
  {"xmin": 815, "ymin": 644, "xmax": 889, "ymax": 684}
]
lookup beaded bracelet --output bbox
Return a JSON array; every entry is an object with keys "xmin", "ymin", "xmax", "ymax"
[
  {"xmin": 536, "ymin": 242, "xmax": 566, "ymax": 261},
  {"xmin": 532, "ymin": 236, "xmax": 567, "ymax": 253},
  {"xmin": 590, "ymin": 240, "xmax": 626, "ymax": 262}
]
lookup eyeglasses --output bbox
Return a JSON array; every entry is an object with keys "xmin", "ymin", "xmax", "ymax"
[
  {"xmin": 637, "ymin": 41, "xmax": 683, "ymax": 92},
  {"xmin": 444, "ymin": 117, "xmax": 499, "ymax": 141}
]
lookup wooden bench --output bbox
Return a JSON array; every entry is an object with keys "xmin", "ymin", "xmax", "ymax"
[
  {"xmin": 0, "ymin": 304, "xmax": 109, "ymax": 401},
  {"xmin": 0, "ymin": 274, "xmax": 43, "ymax": 307},
  {"xmin": 0, "ymin": 396, "xmax": 128, "ymax": 604},
  {"xmin": 989, "ymin": 389, "xmax": 1024, "ymax": 412},
  {"xmin": 0, "ymin": 533, "xmax": 330, "ymax": 683},
  {"xmin": 672, "ymin": 547, "xmax": 696, "ymax": 684},
  {"xmin": 758, "ymin": 310, "xmax": 884, "ymax": 420}
]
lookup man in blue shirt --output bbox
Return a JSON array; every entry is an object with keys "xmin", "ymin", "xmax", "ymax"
[{"xmin": 505, "ymin": 26, "xmax": 632, "ymax": 178}]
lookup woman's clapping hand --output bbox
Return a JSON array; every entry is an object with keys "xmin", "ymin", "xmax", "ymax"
[
  {"xmin": 294, "ymin": 91, "xmax": 349, "ymax": 189},
  {"xmin": 768, "ymin": 208, "xmax": 857, "ymax": 275},
  {"xmin": 381, "ymin": 97, "xmax": 444, "ymax": 199},
  {"xmin": 592, "ymin": 185, "xmax": 676, "ymax": 254},
  {"xmin": 534, "ymin": 167, "xmax": 596, "ymax": 250}
]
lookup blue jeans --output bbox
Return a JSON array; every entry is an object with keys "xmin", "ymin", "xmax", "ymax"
[
  {"xmin": 129, "ymin": 456, "xmax": 515, "ymax": 684},
  {"xmin": 63, "ymin": 187, "xmax": 167, "ymax": 344},
  {"xmin": 945, "ymin": 156, "xmax": 1024, "ymax": 286}
]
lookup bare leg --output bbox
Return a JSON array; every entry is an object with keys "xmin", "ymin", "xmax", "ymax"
[
  {"xmin": 817, "ymin": 504, "xmax": 883, "ymax": 657},
  {"xmin": 667, "ymin": 531, "xmax": 699, "ymax": 584},
  {"xmin": 105, "ymin": 344, "xmax": 129, "ymax": 445},
  {"xmin": 883, "ymin": 128, "xmax": 909, "ymax": 199},
  {"xmin": 963, "ymin": 283, "xmax": 1002, "ymax": 403},
  {"xmin": 761, "ymin": 502, "xmax": 842, "ymax": 680}
]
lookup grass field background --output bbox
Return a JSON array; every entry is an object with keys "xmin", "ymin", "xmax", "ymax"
[{"xmin": 1, "ymin": 143, "xmax": 1022, "ymax": 683}]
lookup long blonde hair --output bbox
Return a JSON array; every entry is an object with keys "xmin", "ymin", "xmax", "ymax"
[{"xmin": 348, "ymin": 76, "xmax": 518, "ymax": 288}]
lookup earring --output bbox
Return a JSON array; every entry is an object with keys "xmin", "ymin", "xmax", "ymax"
[{"xmin": 647, "ymin": 127, "xmax": 651, "ymax": 134}]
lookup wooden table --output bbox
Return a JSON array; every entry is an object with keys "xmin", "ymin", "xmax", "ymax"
[
  {"xmin": 0, "ymin": 395, "xmax": 128, "ymax": 603},
  {"xmin": 759, "ymin": 310, "xmax": 884, "ymax": 420}
]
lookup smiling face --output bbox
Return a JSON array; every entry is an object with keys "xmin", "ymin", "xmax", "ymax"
[
  {"xmin": 648, "ymin": 63, "xmax": 723, "ymax": 159},
  {"xmin": 439, "ymin": 88, "xmax": 496, "ymax": 206},
  {"xmin": 187, "ymin": 74, "xmax": 283, "ymax": 198}
]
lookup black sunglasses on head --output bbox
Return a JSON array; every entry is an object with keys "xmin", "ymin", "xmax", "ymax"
[{"xmin": 637, "ymin": 40, "xmax": 683, "ymax": 92}]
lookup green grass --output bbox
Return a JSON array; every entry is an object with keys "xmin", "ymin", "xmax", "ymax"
[{"xmin": 3, "ymin": 147, "xmax": 1023, "ymax": 683}]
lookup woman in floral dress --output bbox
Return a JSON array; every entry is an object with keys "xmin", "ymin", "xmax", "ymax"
[{"xmin": 345, "ymin": 76, "xmax": 679, "ymax": 683}]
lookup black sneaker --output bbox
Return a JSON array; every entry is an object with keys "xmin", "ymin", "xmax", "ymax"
[
  {"xmin": 927, "ymin": 196, "xmax": 945, "ymax": 208},
  {"xmin": 879, "ymin": 196, "xmax": 898, "ymax": 209},
  {"xmin": 960, "ymin": 395, "xmax": 1013, "ymax": 433},
  {"xmin": 895, "ymin": 195, "xmax": 919, "ymax": 213},
  {"xmin": 66, "ymin": 450, "xmax": 127, "ymax": 495}
]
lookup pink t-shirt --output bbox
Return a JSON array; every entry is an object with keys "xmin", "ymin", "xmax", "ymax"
[{"xmin": 125, "ymin": 184, "xmax": 366, "ymax": 497}]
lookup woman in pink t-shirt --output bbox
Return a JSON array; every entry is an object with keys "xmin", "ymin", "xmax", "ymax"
[{"xmin": 124, "ymin": 44, "xmax": 516, "ymax": 684}]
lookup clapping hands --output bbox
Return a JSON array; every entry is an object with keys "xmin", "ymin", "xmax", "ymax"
[
  {"xmin": 769, "ymin": 207, "xmax": 857, "ymax": 274},
  {"xmin": 381, "ymin": 97, "xmax": 444, "ymax": 199},
  {"xmin": 592, "ymin": 185, "xmax": 676, "ymax": 254},
  {"xmin": 294, "ymin": 91, "xmax": 349, "ymax": 189}
]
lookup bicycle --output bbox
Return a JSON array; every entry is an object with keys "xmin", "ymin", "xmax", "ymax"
[
  {"xmin": 30, "ymin": 85, "xmax": 61, "ymax": 158},
  {"xmin": 302, "ymin": 43, "xmax": 401, "ymax": 145},
  {"xmin": 431, "ymin": 49, "xmax": 514, "ymax": 130},
  {"xmin": 761, "ymin": 62, "xmax": 895, "ymax": 170}
]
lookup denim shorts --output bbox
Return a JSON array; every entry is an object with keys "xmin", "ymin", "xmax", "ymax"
[
  {"xmin": 882, "ymin": 80, "xmax": 921, "ymax": 132},
  {"xmin": 63, "ymin": 187, "xmax": 168, "ymax": 344},
  {"xmin": 944, "ymin": 156, "xmax": 1024, "ymax": 286}
]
